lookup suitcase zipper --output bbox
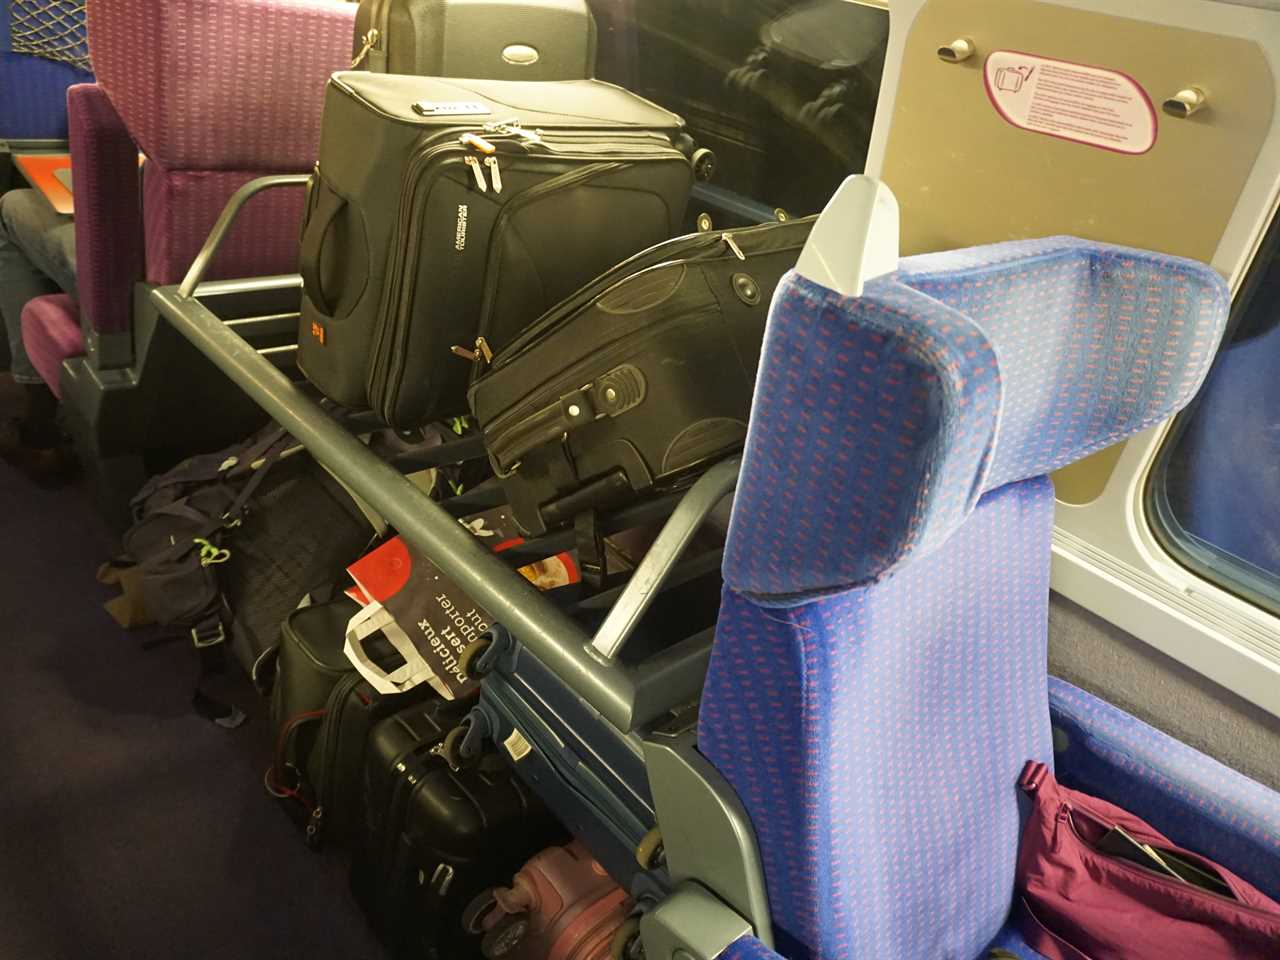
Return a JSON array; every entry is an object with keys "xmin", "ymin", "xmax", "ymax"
[
  {"xmin": 470, "ymin": 160, "xmax": 627, "ymax": 369},
  {"xmin": 308, "ymin": 671, "xmax": 364, "ymax": 847},
  {"xmin": 484, "ymin": 217, "xmax": 813, "ymax": 377},
  {"xmin": 370, "ymin": 140, "xmax": 686, "ymax": 418}
]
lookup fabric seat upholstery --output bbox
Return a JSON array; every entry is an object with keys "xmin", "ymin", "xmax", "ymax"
[
  {"xmin": 699, "ymin": 237, "xmax": 1229, "ymax": 960},
  {"xmin": 20, "ymin": 293, "xmax": 82, "ymax": 397}
]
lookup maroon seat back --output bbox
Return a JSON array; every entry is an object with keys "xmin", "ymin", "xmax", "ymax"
[{"xmin": 78, "ymin": 0, "xmax": 355, "ymax": 334}]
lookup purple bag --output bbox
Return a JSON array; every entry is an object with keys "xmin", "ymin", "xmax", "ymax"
[{"xmin": 1015, "ymin": 761, "xmax": 1280, "ymax": 960}]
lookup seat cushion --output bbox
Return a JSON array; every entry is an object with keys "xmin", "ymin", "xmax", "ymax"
[{"xmin": 21, "ymin": 294, "xmax": 84, "ymax": 397}]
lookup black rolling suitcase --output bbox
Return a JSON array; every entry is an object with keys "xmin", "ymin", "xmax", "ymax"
[
  {"xmin": 268, "ymin": 598, "xmax": 434, "ymax": 850},
  {"xmin": 354, "ymin": 699, "xmax": 560, "ymax": 959},
  {"xmin": 468, "ymin": 216, "xmax": 814, "ymax": 537},
  {"xmin": 297, "ymin": 72, "xmax": 694, "ymax": 428},
  {"xmin": 353, "ymin": 0, "xmax": 597, "ymax": 80}
]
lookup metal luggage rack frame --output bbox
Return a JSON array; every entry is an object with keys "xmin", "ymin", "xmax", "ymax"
[
  {"xmin": 152, "ymin": 175, "xmax": 777, "ymax": 955},
  {"xmin": 153, "ymin": 174, "xmax": 738, "ymax": 737}
]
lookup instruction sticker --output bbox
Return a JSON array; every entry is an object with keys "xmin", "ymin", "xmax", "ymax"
[
  {"xmin": 984, "ymin": 51, "xmax": 1157, "ymax": 155},
  {"xmin": 503, "ymin": 728, "xmax": 532, "ymax": 763}
]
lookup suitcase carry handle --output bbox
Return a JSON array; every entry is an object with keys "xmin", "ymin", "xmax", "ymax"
[{"xmin": 298, "ymin": 183, "xmax": 349, "ymax": 318}]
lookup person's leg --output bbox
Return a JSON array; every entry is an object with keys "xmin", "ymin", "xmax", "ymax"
[
  {"xmin": 0, "ymin": 189, "xmax": 74, "ymax": 384},
  {"xmin": 0, "ymin": 189, "xmax": 78, "ymax": 483}
]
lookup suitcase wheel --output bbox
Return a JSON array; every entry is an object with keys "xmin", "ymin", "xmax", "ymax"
[
  {"xmin": 691, "ymin": 147, "xmax": 717, "ymax": 182},
  {"xmin": 481, "ymin": 913, "xmax": 529, "ymax": 959},
  {"xmin": 458, "ymin": 635, "xmax": 492, "ymax": 680},
  {"xmin": 439, "ymin": 723, "xmax": 478, "ymax": 771},
  {"xmin": 462, "ymin": 888, "xmax": 502, "ymax": 935},
  {"xmin": 609, "ymin": 917, "xmax": 642, "ymax": 960},
  {"xmin": 635, "ymin": 828, "xmax": 665, "ymax": 871}
]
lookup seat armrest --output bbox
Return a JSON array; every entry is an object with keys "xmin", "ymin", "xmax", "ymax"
[{"xmin": 68, "ymin": 83, "xmax": 142, "ymax": 347}]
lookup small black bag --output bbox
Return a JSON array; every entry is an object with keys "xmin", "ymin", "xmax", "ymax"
[{"xmin": 269, "ymin": 598, "xmax": 435, "ymax": 850}]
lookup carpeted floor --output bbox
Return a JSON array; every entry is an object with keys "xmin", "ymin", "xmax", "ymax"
[{"xmin": 0, "ymin": 449, "xmax": 387, "ymax": 959}]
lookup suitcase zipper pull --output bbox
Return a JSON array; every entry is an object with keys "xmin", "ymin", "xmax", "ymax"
[
  {"xmin": 460, "ymin": 133, "xmax": 497, "ymax": 193},
  {"xmin": 484, "ymin": 156, "xmax": 503, "ymax": 194},
  {"xmin": 351, "ymin": 28, "xmax": 379, "ymax": 68},
  {"xmin": 723, "ymin": 233, "xmax": 746, "ymax": 261},
  {"xmin": 464, "ymin": 156, "xmax": 489, "ymax": 193},
  {"xmin": 450, "ymin": 337, "xmax": 494, "ymax": 367}
]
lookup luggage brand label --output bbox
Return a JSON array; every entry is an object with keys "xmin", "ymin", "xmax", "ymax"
[{"xmin": 455, "ymin": 204, "xmax": 469, "ymax": 251}]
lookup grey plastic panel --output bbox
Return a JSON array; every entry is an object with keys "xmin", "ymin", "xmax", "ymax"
[
  {"xmin": 643, "ymin": 732, "xmax": 773, "ymax": 946},
  {"xmin": 640, "ymin": 882, "xmax": 754, "ymax": 960}
]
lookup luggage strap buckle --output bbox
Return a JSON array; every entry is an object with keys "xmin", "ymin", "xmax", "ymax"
[{"xmin": 191, "ymin": 619, "xmax": 227, "ymax": 650}]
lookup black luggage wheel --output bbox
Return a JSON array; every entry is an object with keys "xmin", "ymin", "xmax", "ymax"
[
  {"xmin": 458, "ymin": 635, "xmax": 492, "ymax": 680},
  {"xmin": 635, "ymin": 827, "xmax": 665, "ymax": 871},
  {"xmin": 462, "ymin": 888, "xmax": 501, "ymax": 936}
]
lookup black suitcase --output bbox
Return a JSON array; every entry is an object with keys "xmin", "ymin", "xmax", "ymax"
[
  {"xmin": 354, "ymin": 700, "xmax": 560, "ymax": 959},
  {"xmin": 353, "ymin": 0, "xmax": 596, "ymax": 80},
  {"xmin": 297, "ymin": 72, "xmax": 694, "ymax": 429},
  {"xmin": 268, "ymin": 597, "xmax": 434, "ymax": 849},
  {"xmin": 468, "ymin": 215, "xmax": 814, "ymax": 536}
]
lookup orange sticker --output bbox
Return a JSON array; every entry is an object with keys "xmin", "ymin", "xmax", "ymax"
[
  {"xmin": 311, "ymin": 321, "xmax": 326, "ymax": 345},
  {"xmin": 984, "ymin": 51, "xmax": 1157, "ymax": 155}
]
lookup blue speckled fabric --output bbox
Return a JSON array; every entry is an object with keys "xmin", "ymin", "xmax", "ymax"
[
  {"xmin": 0, "ymin": 3, "xmax": 92, "ymax": 139},
  {"xmin": 724, "ymin": 238, "xmax": 1228, "ymax": 601},
  {"xmin": 700, "ymin": 238, "xmax": 1232, "ymax": 960},
  {"xmin": 702, "ymin": 478, "xmax": 1056, "ymax": 960}
]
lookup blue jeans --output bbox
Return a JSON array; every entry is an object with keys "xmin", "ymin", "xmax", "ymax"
[{"xmin": 0, "ymin": 188, "xmax": 77, "ymax": 385}]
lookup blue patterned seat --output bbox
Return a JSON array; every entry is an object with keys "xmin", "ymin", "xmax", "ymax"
[{"xmin": 697, "ymin": 237, "xmax": 1230, "ymax": 960}]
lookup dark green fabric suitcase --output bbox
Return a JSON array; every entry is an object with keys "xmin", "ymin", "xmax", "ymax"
[
  {"xmin": 297, "ymin": 72, "xmax": 693, "ymax": 428},
  {"xmin": 469, "ymin": 216, "xmax": 814, "ymax": 536}
]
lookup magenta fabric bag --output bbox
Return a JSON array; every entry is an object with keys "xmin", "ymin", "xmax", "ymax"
[{"xmin": 1015, "ymin": 761, "xmax": 1280, "ymax": 960}]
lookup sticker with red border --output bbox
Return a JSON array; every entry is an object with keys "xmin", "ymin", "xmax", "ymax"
[{"xmin": 983, "ymin": 51, "xmax": 1157, "ymax": 155}]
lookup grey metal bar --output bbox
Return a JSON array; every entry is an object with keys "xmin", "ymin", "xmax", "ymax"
[
  {"xmin": 177, "ymin": 175, "xmax": 310, "ymax": 298},
  {"xmin": 591, "ymin": 458, "xmax": 739, "ymax": 660},
  {"xmin": 151, "ymin": 285, "xmax": 641, "ymax": 731}
]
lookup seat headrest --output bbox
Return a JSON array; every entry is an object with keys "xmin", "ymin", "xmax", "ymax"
[
  {"xmin": 86, "ymin": 0, "xmax": 355, "ymax": 171},
  {"xmin": 724, "ymin": 237, "xmax": 1229, "ymax": 604}
]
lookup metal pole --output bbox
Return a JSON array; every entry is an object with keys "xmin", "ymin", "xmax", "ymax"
[{"xmin": 151, "ymin": 286, "xmax": 639, "ymax": 731}]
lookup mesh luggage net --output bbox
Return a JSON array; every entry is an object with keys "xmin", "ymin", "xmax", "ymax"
[{"xmin": 8, "ymin": 0, "xmax": 90, "ymax": 72}]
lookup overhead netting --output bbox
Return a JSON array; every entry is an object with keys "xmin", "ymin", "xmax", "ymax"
[{"xmin": 8, "ymin": 0, "xmax": 90, "ymax": 72}]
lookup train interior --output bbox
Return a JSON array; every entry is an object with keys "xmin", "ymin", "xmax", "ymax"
[{"xmin": 0, "ymin": 0, "xmax": 1277, "ymax": 958}]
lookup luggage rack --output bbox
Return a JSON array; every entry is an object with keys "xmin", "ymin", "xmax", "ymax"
[{"xmin": 151, "ymin": 175, "xmax": 740, "ymax": 736}]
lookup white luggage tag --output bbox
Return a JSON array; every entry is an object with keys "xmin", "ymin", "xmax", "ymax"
[
  {"xmin": 794, "ymin": 174, "xmax": 900, "ymax": 297},
  {"xmin": 343, "ymin": 600, "xmax": 452, "ymax": 699}
]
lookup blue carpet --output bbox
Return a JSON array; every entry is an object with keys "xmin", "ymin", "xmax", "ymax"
[{"xmin": 0, "ymin": 455, "xmax": 386, "ymax": 959}]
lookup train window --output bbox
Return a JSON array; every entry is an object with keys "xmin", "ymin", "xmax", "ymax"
[
  {"xmin": 1148, "ymin": 214, "xmax": 1280, "ymax": 615},
  {"xmin": 632, "ymin": 0, "xmax": 890, "ymax": 218}
]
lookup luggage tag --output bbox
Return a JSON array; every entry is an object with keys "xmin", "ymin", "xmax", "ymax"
[{"xmin": 343, "ymin": 600, "xmax": 451, "ymax": 699}]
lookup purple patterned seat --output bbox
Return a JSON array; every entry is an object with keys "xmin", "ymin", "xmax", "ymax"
[
  {"xmin": 698, "ymin": 238, "xmax": 1230, "ymax": 960},
  {"xmin": 19, "ymin": 0, "xmax": 354, "ymax": 394},
  {"xmin": 20, "ymin": 293, "xmax": 81, "ymax": 396}
]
